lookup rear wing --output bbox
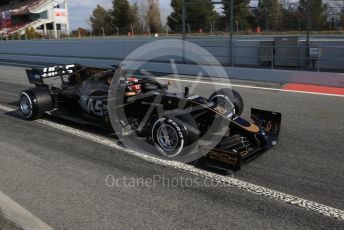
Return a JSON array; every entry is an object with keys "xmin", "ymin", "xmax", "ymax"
[{"xmin": 25, "ymin": 64, "xmax": 81, "ymax": 85}]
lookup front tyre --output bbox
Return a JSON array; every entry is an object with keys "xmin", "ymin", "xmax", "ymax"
[
  {"xmin": 209, "ymin": 89, "xmax": 244, "ymax": 116},
  {"xmin": 151, "ymin": 116, "xmax": 199, "ymax": 159},
  {"xmin": 152, "ymin": 118, "xmax": 185, "ymax": 158}
]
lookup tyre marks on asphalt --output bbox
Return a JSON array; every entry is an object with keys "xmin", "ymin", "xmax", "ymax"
[{"xmin": 0, "ymin": 104, "xmax": 344, "ymax": 221}]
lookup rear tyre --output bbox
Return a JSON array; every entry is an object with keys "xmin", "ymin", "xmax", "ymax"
[
  {"xmin": 19, "ymin": 88, "xmax": 53, "ymax": 120},
  {"xmin": 209, "ymin": 89, "xmax": 244, "ymax": 116}
]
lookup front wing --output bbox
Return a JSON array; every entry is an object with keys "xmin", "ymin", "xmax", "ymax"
[{"xmin": 200, "ymin": 108, "xmax": 282, "ymax": 171}]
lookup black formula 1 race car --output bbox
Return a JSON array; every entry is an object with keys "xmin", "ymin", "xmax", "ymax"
[{"xmin": 19, "ymin": 64, "xmax": 281, "ymax": 171}]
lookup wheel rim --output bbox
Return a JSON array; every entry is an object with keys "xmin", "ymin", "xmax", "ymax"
[
  {"xmin": 20, "ymin": 94, "xmax": 32, "ymax": 116},
  {"xmin": 157, "ymin": 124, "xmax": 179, "ymax": 151}
]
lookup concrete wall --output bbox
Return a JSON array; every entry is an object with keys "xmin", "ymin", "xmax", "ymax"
[{"xmin": 0, "ymin": 38, "xmax": 343, "ymax": 87}]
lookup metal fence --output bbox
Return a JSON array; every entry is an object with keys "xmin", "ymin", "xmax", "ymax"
[{"xmin": 232, "ymin": 44, "xmax": 344, "ymax": 72}]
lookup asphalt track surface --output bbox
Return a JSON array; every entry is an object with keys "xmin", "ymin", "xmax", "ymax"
[{"xmin": 0, "ymin": 65, "xmax": 343, "ymax": 229}]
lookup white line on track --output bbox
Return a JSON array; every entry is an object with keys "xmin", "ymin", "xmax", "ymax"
[
  {"xmin": 157, "ymin": 77, "xmax": 344, "ymax": 98},
  {"xmin": 0, "ymin": 104, "xmax": 344, "ymax": 221},
  {"xmin": 0, "ymin": 191, "xmax": 53, "ymax": 230}
]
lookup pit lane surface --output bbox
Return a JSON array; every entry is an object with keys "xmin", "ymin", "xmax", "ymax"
[{"xmin": 0, "ymin": 65, "xmax": 343, "ymax": 229}]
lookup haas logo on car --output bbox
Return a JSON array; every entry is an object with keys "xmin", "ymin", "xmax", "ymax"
[
  {"xmin": 42, "ymin": 65, "xmax": 75, "ymax": 78},
  {"xmin": 79, "ymin": 96, "xmax": 103, "ymax": 116}
]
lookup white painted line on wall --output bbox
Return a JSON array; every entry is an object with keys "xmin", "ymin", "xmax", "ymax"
[
  {"xmin": 1, "ymin": 104, "xmax": 344, "ymax": 221},
  {"xmin": 158, "ymin": 77, "xmax": 344, "ymax": 97},
  {"xmin": 0, "ymin": 61, "xmax": 40, "ymax": 68}
]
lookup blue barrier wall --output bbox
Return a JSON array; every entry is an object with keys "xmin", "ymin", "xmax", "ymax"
[{"xmin": 0, "ymin": 38, "xmax": 343, "ymax": 87}]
